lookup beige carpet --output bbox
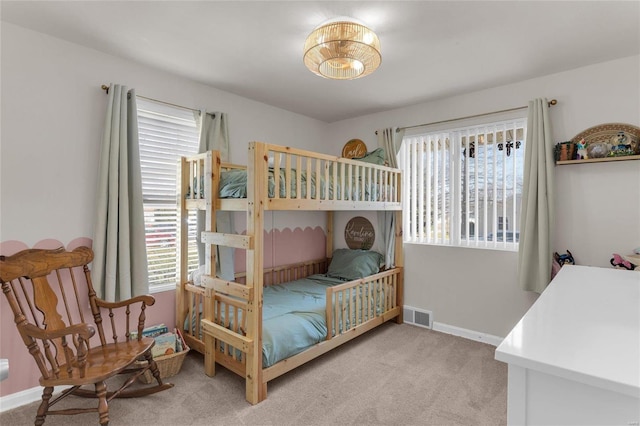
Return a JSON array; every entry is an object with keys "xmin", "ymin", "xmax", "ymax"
[{"xmin": 0, "ymin": 323, "xmax": 507, "ymax": 425}]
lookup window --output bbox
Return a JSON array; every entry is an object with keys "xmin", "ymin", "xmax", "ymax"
[
  {"xmin": 137, "ymin": 99, "xmax": 200, "ymax": 291},
  {"xmin": 399, "ymin": 118, "xmax": 526, "ymax": 250}
]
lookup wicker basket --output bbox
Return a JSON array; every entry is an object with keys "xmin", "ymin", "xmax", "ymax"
[
  {"xmin": 135, "ymin": 331, "xmax": 190, "ymax": 384},
  {"xmin": 135, "ymin": 347, "xmax": 189, "ymax": 384}
]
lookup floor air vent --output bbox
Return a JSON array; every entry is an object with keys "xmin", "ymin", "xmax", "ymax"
[{"xmin": 404, "ymin": 306, "xmax": 433, "ymax": 329}]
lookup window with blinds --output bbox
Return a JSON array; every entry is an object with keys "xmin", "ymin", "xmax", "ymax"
[
  {"xmin": 137, "ymin": 98, "xmax": 200, "ymax": 291},
  {"xmin": 399, "ymin": 118, "xmax": 527, "ymax": 250}
]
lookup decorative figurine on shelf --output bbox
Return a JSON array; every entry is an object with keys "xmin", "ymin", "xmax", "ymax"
[
  {"xmin": 575, "ymin": 139, "xmax": 588, "ymax": 160},
  {"xmin": 554, "ymin": 141, "xmax": 575, "ymax": 162},
  {"xmin": 611, "ymin": 131, "xmax": 630, "ymax": 149},
  {"xmin": 608, "ymin": 131, "xmax": 635, "ymax": 157},
  {"xmin": 586, "ymin": 141, "xmax": 610, "ymax": 158},
  {"xmin": 610, "ymin": 253, "xmax": 637, "ymax": 270}
]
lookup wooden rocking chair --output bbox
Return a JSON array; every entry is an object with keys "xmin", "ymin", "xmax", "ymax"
[{"xmin": 0, "ymin": 247, "xmax": 174, "ymax": 425}]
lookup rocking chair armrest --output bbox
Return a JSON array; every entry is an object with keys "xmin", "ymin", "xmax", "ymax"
[
  {"xmin": 94, "ymin": 295, "xmax": 157, "ymax": 340},
  {"xmin": 23, "ymin": 322, "xmax": 95, "ymax": 341},
  {"xmin": 94, "ymin": 294, "xmax": 156, "ymax": 310}
]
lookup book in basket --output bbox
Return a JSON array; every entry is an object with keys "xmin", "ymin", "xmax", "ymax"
[
  {"xmin": 151, "ymin": 332, "xmax": 177, "ymax": 358},
  {"xmin": 130, "ymin": 323, "xmax": 169, "ymax": 340}
]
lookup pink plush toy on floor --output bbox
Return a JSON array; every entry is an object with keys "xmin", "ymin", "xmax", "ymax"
[{"xmin": 610, "ymin": 253, "xmax": 637, "ymax": 270}]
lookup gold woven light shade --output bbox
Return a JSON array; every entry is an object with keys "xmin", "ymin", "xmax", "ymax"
[{"xmin": 303, "ymin": 19, "xmax": 381, "ymax": 80}]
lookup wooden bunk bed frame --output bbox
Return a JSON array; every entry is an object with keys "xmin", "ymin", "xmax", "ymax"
[{"xmin": 176, "ymin": 141, "xmax": 403, "ymax": 404}]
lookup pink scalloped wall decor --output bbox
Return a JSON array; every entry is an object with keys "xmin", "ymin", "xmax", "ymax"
[{"xmin": 234, "ymin": 226, "xmax": 326, "ymax": 271}]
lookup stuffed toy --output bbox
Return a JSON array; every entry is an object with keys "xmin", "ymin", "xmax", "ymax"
[
  {"xmin": 610, "ymin": 253, "xmax": 637, "ymax": 270},
  {"xmin": 554, "ymin": 250, "xmax": 575, "ymax": 267},
  {"xmin": 551, "ymin": 250, "xmax": 575, "ymax": 280}
]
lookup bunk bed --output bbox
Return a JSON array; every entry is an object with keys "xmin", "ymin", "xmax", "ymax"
[{"xmin": 175, "ymin": 141, "xmax": 403, "ymax": 404}]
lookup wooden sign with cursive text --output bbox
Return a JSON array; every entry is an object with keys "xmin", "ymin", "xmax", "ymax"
[
  {"xmin": 344, "ymin": 216, "xmax": 375, "ymax": 250},
  {"xmin": 342, "ymin": 139, "xmax": 367, "ymax": 159}
]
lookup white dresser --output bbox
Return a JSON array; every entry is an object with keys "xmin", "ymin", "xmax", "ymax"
[{"xmin": 495, "ymin": 265, "xmax": 640, "ymax": 425}]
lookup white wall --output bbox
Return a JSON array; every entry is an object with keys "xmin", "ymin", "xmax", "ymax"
[
  {"xmin": 0, "ymin": 22, "xmax": 329, "ymax": 246},
  {"xmin": 326, "ymin": 55, "xmax": 640, "ymax": 338}
]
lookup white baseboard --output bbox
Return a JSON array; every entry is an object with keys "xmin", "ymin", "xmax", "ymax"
[
  {"xmin": 0, "ymin": 385, "xmax": 70, "ymax": 413},
  {"xmin": 432, "ymin": 321, "xmax": 504, "ymax": 347}
]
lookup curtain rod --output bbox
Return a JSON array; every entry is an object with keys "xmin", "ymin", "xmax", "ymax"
[
  {"xmin": 101, "ymin": 84, "xmax": 200, "ymax": 115},
  {"xmin": 375, "ymin": 99, "xmax": 557, "ymax": 135}
]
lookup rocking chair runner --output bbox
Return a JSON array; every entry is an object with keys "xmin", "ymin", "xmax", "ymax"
[{"xmin": 0, "ymin": 247, "xmax": 174, "ymax": 425}]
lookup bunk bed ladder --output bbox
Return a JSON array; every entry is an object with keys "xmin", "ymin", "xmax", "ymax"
[
  {"xmin": 199, "ymin": 150, "xmax": 255, "ymax": 382},
  {"xmin": 200, "ymin": 143, "xmax": 267, "ymax": 404}
]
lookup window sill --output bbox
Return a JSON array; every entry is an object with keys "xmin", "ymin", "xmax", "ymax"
[
  {"xmin": 404, "ymin": 240, "xmax": 519, "ymax": 253},
  {"xmin": 149, "ymin": 282, "xmax": 176, "ymax": 294}
]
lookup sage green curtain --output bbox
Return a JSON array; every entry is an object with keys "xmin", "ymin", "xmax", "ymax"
[
  {"xmin": 517, "ymin": 98, "xmax": 555, "ymax": 293},
  {"xmin": 377, "ymin": 128, "xmax": 405, "ymax": 169},
  {"xmin": 93, "ymin": 84, "xmax": 149, "ymax": 301},
  {"xmin": 376, "ymin": 127, "xmax": 406, "ymax": 267},
  {"xmin": 197, "ymin": 111, "xmax": 235, "ymax": 281}
]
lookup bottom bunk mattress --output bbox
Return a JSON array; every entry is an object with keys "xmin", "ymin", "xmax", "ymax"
[
  {"xmin": 187, "ymin": 273, "xmax": 384, "ymax": 368},
  {"xmin": 260, "ymin": 274, "xmax": 345, "ymax": 368}
]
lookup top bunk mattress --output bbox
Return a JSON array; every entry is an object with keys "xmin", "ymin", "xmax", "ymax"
[{"xmin": 219, "ymin": 168, "xmax": 393, "ymax": 202}]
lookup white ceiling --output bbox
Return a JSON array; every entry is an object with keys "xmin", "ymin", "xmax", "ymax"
[{"xmin": 2, "ymin": 1, "xmax": 639, "ymax": 123}]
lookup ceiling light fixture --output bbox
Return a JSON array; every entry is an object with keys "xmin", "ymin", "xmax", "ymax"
[{"xmin": 303, "ymin": 18, "xmax": 381, "ymax": 80}]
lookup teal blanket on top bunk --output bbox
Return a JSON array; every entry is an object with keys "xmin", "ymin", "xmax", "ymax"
[
  {"xmin": 261, "ymin": 274, "xmax": 344, "ymax": 368},
  {"xmin": 219, "ymin": 168, "xmax": 334, "ymax": 199},
  {"xmin": 219, "ymin": 168, "xmax": 387, "ymax": 201}
]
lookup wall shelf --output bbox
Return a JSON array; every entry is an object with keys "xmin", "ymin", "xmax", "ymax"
[{"xmin": 556, "ymin": 154, "xmax": 640, "ymax": 165}]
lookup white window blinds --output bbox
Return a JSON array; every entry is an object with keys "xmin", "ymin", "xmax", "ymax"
[
  {"xmin": 137, "ymin": 99, "xmax": 200, "ymax": 289},
  {"xmin": 400, "ymin": 118, "xmax": 526, "ymax": 250}
]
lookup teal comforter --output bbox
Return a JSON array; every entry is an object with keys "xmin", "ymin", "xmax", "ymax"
[
  {"xmin": 219, "ymin": 168, "xmax": 384, "ymax": 201},
  {"xmin": 187, "ymin": 274, "xmax": 385, "ymax": 367},
  {"xmin": 261, "ymin": 274, "xmax": 345, "ymax": 368}
]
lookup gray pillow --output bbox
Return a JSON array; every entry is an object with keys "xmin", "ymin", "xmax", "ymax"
[{"xmin": 327, "ymin": 249, "xmax": 383, "ymax": 281}]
